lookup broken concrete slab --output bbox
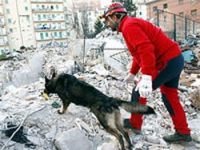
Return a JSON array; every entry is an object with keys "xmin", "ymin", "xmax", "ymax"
[{"xmin": 54, "ymin": 127, "xmax": 94, "ymax": 150}]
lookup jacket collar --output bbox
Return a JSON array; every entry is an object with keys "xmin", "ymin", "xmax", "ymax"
[{"xmin": 118, "ymin": 15, "xmax": 128, "ymax": 32}]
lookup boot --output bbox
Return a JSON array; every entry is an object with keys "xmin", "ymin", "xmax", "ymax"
[
  {"xmin": 123, "ymin": 119, "xmax": 141, "ymax": 134},
  {"xmin": 163, "ymin": 132, "xmax": 192, "ymax": 143}
]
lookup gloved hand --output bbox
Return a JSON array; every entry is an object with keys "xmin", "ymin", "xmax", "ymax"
[
  {"xmin": 135, "ymin": 75, "xmax": 152, "ymax": 98},
  {"xmin": 123, "ymin": 73, "xmax": 135, "ymax": 84}
]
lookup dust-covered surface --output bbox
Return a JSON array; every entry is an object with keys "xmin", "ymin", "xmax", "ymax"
[{"xmin": 0, "ymin": 33, "xmax": 200, "ymax": 150}]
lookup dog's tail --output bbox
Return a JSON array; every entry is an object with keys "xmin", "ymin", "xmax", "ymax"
[{"xmin": 117, "ymin": 100, "xmax": 155, "ymax": 114}]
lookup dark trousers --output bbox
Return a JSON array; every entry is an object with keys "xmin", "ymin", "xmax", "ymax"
[{"xmin": 129, "ymin": 54, "xmax": 191, "ymax": 134}]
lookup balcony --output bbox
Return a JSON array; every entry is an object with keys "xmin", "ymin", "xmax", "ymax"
[
  {"xmin": 0, "ymin": 24, "xmax": 5, "ymax": 28},
  {"xmin": 34, "ymin": 22, "xmax": 66, "ymax": 31},
  {"xmin": 33, "ymin": 19, "xmax": 65, "ymax": 23},
  {"xmin": 35, "ymin": 28, "xmax": 66, "ymax": 32},
  {"xmin": 31, "ymin": 0, "xmax": 63, "ymax": 4},
  {"xmin": 0, "ymin": 29, "xmax": 7, "ymax": 36},
  {"xmin": 36, "ymin": 37, "xmax": 67, "ymax": 42},
  {"xmin": 0, "ymin": 42, "xmax": 8, "ymax": 47},
  {"xmin": 32, "ymin": 9, "xmax": 64, "ymax": 13},
  {"xmin": 32, "ymin": 13, "xmax": 65, "ymax": 22},
  {"xmin": 0, "ymin": 45, "xmax": 8, "ymax": 48}
]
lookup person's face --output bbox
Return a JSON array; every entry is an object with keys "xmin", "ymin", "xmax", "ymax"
[{"xmin": 105, "ymin": 15, "xmax": 118, "ymax": 31}]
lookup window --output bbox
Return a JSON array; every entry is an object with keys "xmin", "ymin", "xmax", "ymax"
[
  {"xmin": 56, "ymin": 5, "xmax": 59, "ymax": 10},
  {"xmin": 8, "ymin": 18, "xmax": 12, "ymax": 23},
  {"xmin": 38, "ymin": 14, "xmax": 41, "ymax": 20},
  {"xmin": 26, "ymin": 16, "xmax": 30, "ymax": 22},
  {"xmin": 191, "ymin": 9, "xmax": 197, "ymax": 16},
  {"xmin": 9, "ymin": 28, "xmax": 13, "ymax": 33},
  {"xmin": 164, "ymin": 16, "xmax": 167, "ymax": 22},
  {"xmin": 163, "ymin": 3, "xmax": 168, "ymax": 9},
  {"xmin": 59, "ymin": 32, "xmax": 62, "ymax": 38},
  {"xmin": 179, "ymin": 12, "xmax": 184, "ymax": 16},
  {"xmin": 65, "ymin": 15, "xmax": 68, "ymax": 20},
  {"xmin": 153, "ymin": 6, "xmax": 158, "ymax": 12},
  {"xmin": 178, "ymin": 0, "xmax": 184, "ymax": 4},
  {"xmin": 6, "ymin": 9, "xmax": 10, "ymax": 14},
  {"xmin": 40, "ymin": 33, "xmax": 44, "ymax": 39},
  {"xmin": 45, "ymin": 32, "xmax": 48, "ymax": 37},
  {"xmin": 5, "ymin": 0, "xmax": 8, "ymax": 4},
  {"xmin": 43, "ymin": 14, "xmax": 47, "ymax": 19},
  {"xmin": 52, "ymin": 14, "xmax": 55, "ymax": 19},
  {"xmin": 25, "ymin": 6, "xmax": 28, "ymax": 11},
  {"xmin": 54, "ymin": 32, "xmax": 57, "ymax": 37}
]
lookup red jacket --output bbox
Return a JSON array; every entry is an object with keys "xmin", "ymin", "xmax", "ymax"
[{"xmin": 118, "ymin": 16, "xmax": 181, "ymax": 79}]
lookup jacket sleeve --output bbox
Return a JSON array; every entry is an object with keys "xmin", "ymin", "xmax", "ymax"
[
  {"xmin": 123, "ymin": 24, "xmax": 156, "ymax": 77},
  {"xmin": 130, "ymin": 58, "xmax": 140, "ymax": 75}
]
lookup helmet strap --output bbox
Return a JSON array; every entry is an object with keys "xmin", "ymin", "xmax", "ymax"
[
  {"xmin": 108, "ymin": 13, "xmax": 126, "ymax": 32},
  {"xmin": 107, "ymin": 16, "xmax": 117, "ymax": 31}
]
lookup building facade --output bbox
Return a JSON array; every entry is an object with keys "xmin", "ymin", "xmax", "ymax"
[
  {"xmin": 63, "ymin": 0, "xmax": 102, "ymax": 38},
  {"xmin": 145, "ymin": 0, "xmax": 200, "ymax": 39},
  {"xmin": 72, "ymin": 0, "xmax": 101, "ymax": 11},
  {"xmin": 146, "ymin": 0, "xmax": 200, "ymax": 22},
  {"xmin": 0, "ymin": 0, "xmax": 9, "ymax": 53},
  {"xmin": 0, "ymin": 0, "xmax": 102, "ymax": 51},
  {"xmin": 3, "ymin": 0, "xmax": 36, "ymax": 50},
  {"xmin": 133, "ymin": 0, "xmax": 148, "ymax": 19},
  {"xmin": 31, "ymin": 0, "xmax": 68, "ymax": 48}
]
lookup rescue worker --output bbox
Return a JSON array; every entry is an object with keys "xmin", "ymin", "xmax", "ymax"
[{"xmin": 100, "ymin": 2, "xmax": 192, "ymax": 143}]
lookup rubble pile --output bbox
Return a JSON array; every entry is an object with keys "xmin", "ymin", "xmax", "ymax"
[
  {"xmin": 190, "ymin": 88, "xmax": 200, "ymax": 109},
  {"xmin": 180, "ymin": 34, "xmax": 200, "ymax": 73},
  {"xmin": 0, "ymin": 36, "xmax": 200, "ymax": 150}
]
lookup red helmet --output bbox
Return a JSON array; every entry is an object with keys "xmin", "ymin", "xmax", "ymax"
[{"xmin": 100, "ymin": 2, "xmax": 127, "ymax": 19}]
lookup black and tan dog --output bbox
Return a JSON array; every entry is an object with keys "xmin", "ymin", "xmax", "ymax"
[{"xmin": 43, "ymin": 72, "xmax": 155, "ymax": 150}]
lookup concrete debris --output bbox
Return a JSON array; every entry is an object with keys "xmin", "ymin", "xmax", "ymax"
[
  {"xmin": 147, "ymin": 142, "xmax": 169, "ymax": 150},
  {"xmin": 0, "ymin": 36, "xmax": 200, "ymax": 150},
  {"xmin": 195, "ymin": 143, "xmax": 200, "ymax": 148},
  {"xmin": 170, "ymin": 144, "xmax": 185, "ymax": 150},
  {"xmin": 54, "ymin": 127, "xmax": 94, "ymax": 150},
  {"xmin": 192, "ymin": 134, "xmax": 200, "ymax": 143},
  {"xmin": 145, "ymin": 135, "xmax": 161, "ymax": 144},
  {"xmin": 190, "ymin": 88, "xmax": 200, "ymax": 109},
  {"xmin": 75, "ymin": 118, "xmax": 95, "ymax": 136},
  {"xmin": 179, "ymin": 35, "xmax": 200, "ymax": 74},
  {"xmin": 191, "ymin": 79, "xmax": 200, "ymax": 87},
  {"xmin": 97, "ymin": 141, "xmax": 119, "ymax": 150},
  {"xmin": 90, "ymin": 64, "xmax": 109, "ymax": 76}
]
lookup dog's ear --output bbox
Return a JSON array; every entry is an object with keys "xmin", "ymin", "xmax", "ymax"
[
  {"xmin": 52, "ymin": 72, "xmax": 57, "ymax": 79},
  {"xmin": 45, "ymin": 76, "xmax": 50, "ymax": 83},
  {"xmin": 50, "ymin": 67, "xmax": 57, "ymax": 79}
]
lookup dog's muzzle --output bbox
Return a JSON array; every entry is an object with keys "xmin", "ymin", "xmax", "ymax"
[{"xmin": 41, "ymin": 91, "xmax": 49, "ymax": 100}]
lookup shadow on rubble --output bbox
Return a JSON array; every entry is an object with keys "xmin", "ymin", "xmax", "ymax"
[{"xmin": 3, "ymin": 123, "xmax": 36, "ymax": 149}]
